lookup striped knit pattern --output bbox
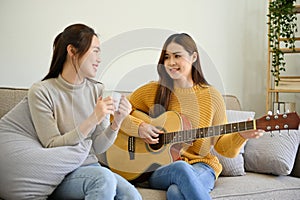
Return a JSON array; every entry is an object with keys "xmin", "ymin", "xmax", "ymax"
[{"xmin": 121, "ymin": 81, "xmax": 246, "ymax": 178}]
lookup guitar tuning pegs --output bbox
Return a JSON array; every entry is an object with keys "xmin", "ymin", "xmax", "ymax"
[
  {"xmin": 276, "ymin": 110, "xmax": 280, "ymax": 115},
  {"xmin": 267, "ymin": 110, "xmax": 273, "ymax": 116}
]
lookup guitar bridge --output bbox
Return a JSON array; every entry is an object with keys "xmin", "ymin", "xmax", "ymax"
[{"xmin": 128, "ymin": 136, "xmax": 135, "ymax": 160}]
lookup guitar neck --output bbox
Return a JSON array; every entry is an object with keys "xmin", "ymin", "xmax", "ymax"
[{"xmin": 162, "ymin": 120, "xmax": 255, "ymax": 144}]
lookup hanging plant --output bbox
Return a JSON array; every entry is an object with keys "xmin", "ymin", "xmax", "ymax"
[{"xmin": 267, "ymin": 0, "xmax": 298, "ymax": 86}]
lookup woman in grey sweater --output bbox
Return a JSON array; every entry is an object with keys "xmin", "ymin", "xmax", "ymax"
[{"xmin": 0, "ymin": 23, "xmax": 141, "ymax": 200}]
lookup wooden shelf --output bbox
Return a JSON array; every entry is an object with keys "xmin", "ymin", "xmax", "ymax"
[
  {"xmin": 279, "ymin": 37, "xmax": 300, "ymax": 41},
  {"xmin": 269, "ymin": 89, "xmax": 300, "ymax": 93},
  {"xmin": 280, "ymin": 48, "xmax": 300, "ymax": 53},
  {"xmin": 266, "ymin": 2, "xmax": 300, "ymax": 113}
]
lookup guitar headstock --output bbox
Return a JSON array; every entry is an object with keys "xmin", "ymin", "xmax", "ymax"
[{"xmin": 256, "ymin": 112, "xmax": 300, "ymax": 132}]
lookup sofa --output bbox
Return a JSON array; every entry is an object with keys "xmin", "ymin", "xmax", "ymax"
[{"xmin": 0, "ymin": 87, "xmax": 300, "ymax": 200}]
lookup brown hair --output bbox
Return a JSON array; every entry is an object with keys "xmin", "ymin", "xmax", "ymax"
[
  {"xmin": 42, "ymin": 23, "xmax": 97, "ymax": 80},
  {"xmin": 152, "ymin": 33, "xmax": 209, "ymax": 117}
]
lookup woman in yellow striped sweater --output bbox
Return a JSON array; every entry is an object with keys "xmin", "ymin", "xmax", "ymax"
[{"xmin": 121, "ymin": 33, "xmax": 263, "ymax": 200}]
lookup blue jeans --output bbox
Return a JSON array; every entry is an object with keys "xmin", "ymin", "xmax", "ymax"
[
  {"xmin": 48, "ymin": 163, "xmax": 142, "ymax": 200},
  {"xmin": 148, "ymin": 161, "xmax": 215, "ymax": 200}
]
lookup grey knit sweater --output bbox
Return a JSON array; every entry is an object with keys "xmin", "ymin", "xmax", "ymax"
[{"xmin": 10, "ymin": 75, "xmax": 118, "ymax": 166}]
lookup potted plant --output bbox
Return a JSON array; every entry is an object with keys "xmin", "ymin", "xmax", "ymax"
[{"xmin": 267, "ymin": 0, "xmax": 298, "ymax": 85}]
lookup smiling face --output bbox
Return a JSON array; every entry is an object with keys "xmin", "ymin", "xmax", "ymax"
[
  {"xmin": 164, "ymin": 42, "xmax": 197, "ymax": 88},
  {"xmin": 78, "ymin": 35, "xmax": 101, "ymax": 79}
]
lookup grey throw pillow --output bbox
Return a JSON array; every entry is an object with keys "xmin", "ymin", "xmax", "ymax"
[
  {"xmin": 0, "ymin": 98, "xmax": 91, "ymax": 200},
  {"xmin": 244, "ymin": 130, "xmax": 300, "ymax": 175},
  {"xmin": 211, "ymin": 110, "xmax": 255, "ymax": 176},
  {"xmin": 211, "ymin": 144, "xmax": 246, "ymax": 176},
  {"xmin": 0, "ymin": 135, "xmax": 91, "ymax": 200}
]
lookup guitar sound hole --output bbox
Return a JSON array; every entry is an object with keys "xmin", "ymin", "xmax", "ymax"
[{"xmin": 149, "ymin": 134, "xmax": 164, "ymax": 151}]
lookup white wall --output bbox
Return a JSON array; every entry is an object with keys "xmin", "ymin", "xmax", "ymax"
[{"xmin": 0, "ymin": 0, "xmax": 279, "ymax": 116}]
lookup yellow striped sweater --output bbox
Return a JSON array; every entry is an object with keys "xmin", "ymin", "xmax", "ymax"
[{"xmin": 121, "ymin": 81, "xmax": 246, "ymax": 178}]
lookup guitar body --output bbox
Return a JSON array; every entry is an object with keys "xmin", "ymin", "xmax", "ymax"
[{"xmin": 102, "ymin": 110, "xmax": 191, "ymax": 182}]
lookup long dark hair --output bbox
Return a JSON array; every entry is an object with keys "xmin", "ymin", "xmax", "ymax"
[
  {"xmin": 152, "ymin": 33, "xmax": 209, "ymax": 117},
  {"xmin": 42, "ymin": 24, "xmax": 97, "ymax": 80}
]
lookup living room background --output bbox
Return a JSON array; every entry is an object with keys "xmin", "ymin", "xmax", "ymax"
[{"xmin": 0, "ymin": 0, "xmax": 299, "ymax": 116}]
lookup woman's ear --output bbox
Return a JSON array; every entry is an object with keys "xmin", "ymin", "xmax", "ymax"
[
  {"xmin": 192, "ymin": 52, "xmax": 198, "ymax": 63},
  {"xmin": 67, "ymin": 44, "xmax": 76, "ymax": 57}
]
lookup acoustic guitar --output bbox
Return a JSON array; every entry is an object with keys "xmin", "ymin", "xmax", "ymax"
[{"xmin": 99, "ymin": 110, "xmax": 300, "ymax": 183}]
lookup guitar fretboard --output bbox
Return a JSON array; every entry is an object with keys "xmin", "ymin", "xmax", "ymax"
[{"xmin": 161, "ymin": 120, "xmax": 255, "ymax": 144}]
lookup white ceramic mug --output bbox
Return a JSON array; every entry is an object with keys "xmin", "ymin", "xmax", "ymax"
[
  {"xmin": 112, "ymin": 92, "xmax": 121, "ymax": 111},
  {"xmin": 103, "ymin": 90, "xmax": 122, "ymax": 111}
]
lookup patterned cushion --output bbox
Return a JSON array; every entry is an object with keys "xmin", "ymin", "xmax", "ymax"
[
  {"xmin": 211, "ymin": 110, "xmax": 255, "ymax": 176},
  {"xmin": 244, "ymin": 130, "xmax": 300, "ymax": 175}
]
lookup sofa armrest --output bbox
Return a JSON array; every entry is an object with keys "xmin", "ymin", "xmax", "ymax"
[{"xmin": 223, "ymin": 95, "xmax": 241, "ymax": 111}]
